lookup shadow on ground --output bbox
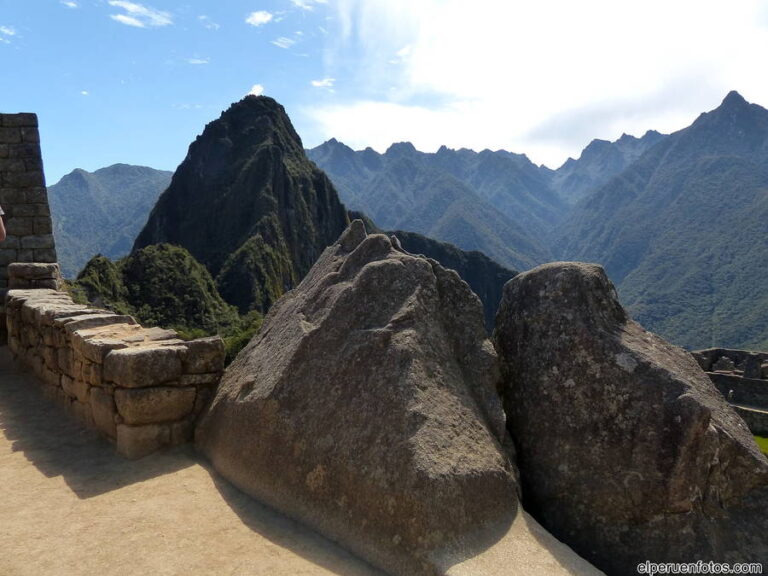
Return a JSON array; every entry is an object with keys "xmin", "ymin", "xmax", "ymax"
[
  {"xmin": 0, "ymin": 345, "xmax": 383, "ymax": 575},
  {"xmin": 207, "ymin": 464, "xmax": 386, "ymax": 576},
  {"xmin": 0, "ymin": 346, "xmax": 195, "ymax": 498}
]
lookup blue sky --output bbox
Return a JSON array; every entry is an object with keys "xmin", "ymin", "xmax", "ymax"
[{"xmin": 2, "ymin": 0, "xmax": 768, "ymax": 184}]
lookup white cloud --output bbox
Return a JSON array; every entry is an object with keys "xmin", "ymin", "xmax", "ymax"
[
  {"xmin": 291, "ymin": 0, "xmax": 327, "ymax": 11},
  {"xmin": 0, "ymin": 26, "xmax": 14, "ymax": 43},
  {"xmin": 110, "ymin": 14, "xmax": 144, "ymax": 27},
  {"xmin": 248, "ymin": 84, "xmax": 265, "ymax": 96},
  {"xmin": 246, "ymin": 11, "xmax": 273, "ymax": 27},
  {"xmin": 198, "ymin": 15, "xmax": 220, "ymax": 30},
  {"xmin": 80, "ymin": 90, "xmax": 89, "ymax": 96},
  {"xmin": 272, "ymin": 37, "xmax": 296, "ymax": 49},
  {"xmin": 311, "ymin": 78, "xmax": 335, "ymax": 88},
  {"xmin": 311, "ymin": 0, "xmax": 768, "ymax": 167},
  {"xmin": 187, "ymin": 57, "xmax": 209, "ymax": 65},
  {"xmin": 60, "ymin": 1, "xmax": 78, "ymax": 8},
  {"xmin": 108, "ymin": 1, "xmax": 172, "ymax": 28}
]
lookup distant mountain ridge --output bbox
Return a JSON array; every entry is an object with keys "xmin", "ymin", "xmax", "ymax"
[
  {"xmin": 48, "ymin": 164, "xmax": 172, "ymax": 278},
  {"xmin": 56, "ymin": 91, "xmax": 768, "ymax": 351},
  {"xmin": 308, "ymin": 139, "xmax": 558, "ymax": 270},
  {"xmin": 307, "ymin": 129, "xmax": 667, "ymax": 267},
  {"xmin": 550, "ymin": 130, "xmax": 667, "ymax": 204},
  {"xmin": 556, "ymin": 91, "xmax": 768, "ymax": 349}
]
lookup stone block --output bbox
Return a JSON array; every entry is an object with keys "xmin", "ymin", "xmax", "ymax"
[
  {"xmin": 58, "ymin": 313, "xmax": 136, "ymax": 334},
  {"xmin": 7, "ymin": 143, "xmax": 38, "ymax": 159},
  {"xmin": 116, "ymin": 423, "xmax": 170, "ymax": 459},
  {"xmin": 90, "ymin": 386, "xmax": 117, "ymax": 439},
  {"xmin": 57, "ymin": 347, "xmax": 74, "ymax": 376},
  {"xmin": 114, "ymin": 386, "xmax": 196, "ymax": 425},
  {"xmin": 20, "ymin": 234, "xmax": 54, "ymax": 250},
  {"xmin": 0, "ymin": 248, "xmax": 18, "ymax": 266},
  {"xmin": 61, "ymin": 375, "xmax": 90, "ymax": 403},
  {"xmin": 181, "ymin": 337, "xmax": 225, "ymax": 374},
  {"xmin": 32, "ymin": 248, "xmax": 57, "ymax": 263},
  {"xmin": 0, "ymin": 158, "xmax": 26, "ymax": 172},
  {"xmin": 72, "ymin": 333, "xmax": 129, "ymax": 365},
  {"xmin": 23, "ymin": 187, "xmax": 48, "ymax": 204},
  {"xmin": 82, "ymin": 361, "xmax": 103, "ymax": 386},
  {"xmin": 103, "ymin": 345, "xmax": 184, "ymax": 388},
  {"xmin": 5, "ymin": 217, "xmax": 34, "ymax": 236},
  {"xmin": 742, "ymin": 354, "xmax": 762, "ymax": 379},
  {"xmin": 8, "ymin": 262, "xmax": 59, "ymax": 280},
  {"xmin": 4, "ymin": 171, "xmax": 44, "ymax": 188},
  {"xmin": 40, "ymin": 366, "xmax": 60, "ymax": 387},
  {"xmin": 0, "ymin": 127, "xmax": 22, "ymax": 143},
  {"xmin": 20, "ymin": 127, "xmax": 40, "ymax": 144},
  {"xmin": 1, "ymin": 113, "xmax": 37, "ymax": 127},
  {"xmin": 41, "ymin": 345, "xmax": 58, "ymax": 371},
  {"xmin": 25, "ymin": 156, "xmax": 43, "ymax": 172},
  {"xmin": 33, "ymin": 217, "xmax": 52, "ymax": 235}
]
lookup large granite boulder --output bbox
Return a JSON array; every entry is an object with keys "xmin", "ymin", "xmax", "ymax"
[
  {"xmin": 494, "ymin": 262, "xmax": 768, "ymax": 575},
  {"xmin": 196, "ymin": 221, "xmax": 519, "ymax": 575}
]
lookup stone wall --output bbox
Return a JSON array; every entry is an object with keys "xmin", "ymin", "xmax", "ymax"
[
  {"xmin": 692, "ymin": 347, "xmax": 768, "ymax": 436},
  {"xmin": 5, "ymin": 283, "xmax": 225, "ymax": 458},
  {"xmin": 0, "ymin": 113, "xmax": 57, "ymax": 344}
]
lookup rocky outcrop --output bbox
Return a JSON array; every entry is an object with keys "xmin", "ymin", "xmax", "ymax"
[
  {"xmin": 133, "ymin": 96, "xmax": 349, "ymax": 314},
  {"xmin": 196, "ymin": 221, "xmax": 519, "ymax": 576},
  {"xmin": 494, "ymin": 262, "xmax": 768, "ymax": 575}
]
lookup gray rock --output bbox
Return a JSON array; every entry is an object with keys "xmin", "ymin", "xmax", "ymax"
[
  {"xmin": 713, "ymin": 355, "xmax": 736, "ymax": 372},
  {"xmin": 494, "ymin": 262, "xmax": 768, "ymax": 575},
  {"xmin": 742, "ymin": 354, "xmax": 763, "ymax": 379},
  {"xmin": 196, "ymin": 221, "xmax": 518, "ymax": 576}
]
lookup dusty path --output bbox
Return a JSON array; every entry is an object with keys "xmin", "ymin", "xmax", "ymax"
[
  {"xmin": 0, "ymin": 346, "xmax": 383, "ymax": 576},
  {"xmin": 0, "ymin": 346, "xmax": 600, "ymax": 576}
]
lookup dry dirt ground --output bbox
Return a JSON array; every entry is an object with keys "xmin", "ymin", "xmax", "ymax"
[{"xmin": 0, "ymin": 346, "xmax": 601, "ymax": 576}]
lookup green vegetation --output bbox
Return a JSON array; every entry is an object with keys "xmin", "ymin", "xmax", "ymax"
[
  {"xmin": 755, "ymin": 437, "xmax": 768, "ymax": 455},
  {"xmin": 75, "ymin": 244, "xmax": 261, "ymax": 363},
  {"xmin": 556, "ymin": 92, "xmax": 768, "ymax": 350},
  {"xmin": 308, "ymin": 139, "xmax": 554, "ymax": 270}
]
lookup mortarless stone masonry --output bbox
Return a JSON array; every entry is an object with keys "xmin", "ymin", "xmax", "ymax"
[
  {"xmin": 5, "ymin": 288, "xmax": 225, "ymax": 458},
  {"xmin": 0, "ymin": 113, "xmax": 57, "ymax": 344}
]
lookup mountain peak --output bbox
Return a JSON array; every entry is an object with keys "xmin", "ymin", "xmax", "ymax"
[
  {"xmin": 721, "ymin": 90, "xmax": 747, "ymax": 108},
  {"xmin": 385, "ymin": 141, "xmax": 417, "ymax": 156}
]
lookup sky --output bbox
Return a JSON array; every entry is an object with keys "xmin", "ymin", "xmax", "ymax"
[{"xmin": 2, "ymin": 0, "xmax": 768, "ymax": 184}]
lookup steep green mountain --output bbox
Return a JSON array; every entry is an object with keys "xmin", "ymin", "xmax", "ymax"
[
  {"xmin": 556, "ymin": 91, "xmax": 768, "ymax": 350},
  {"xmin": 48, "ymin": 164, "xmax": 172, "ymax": 278},
  {"xmin": 74, "ymin": 244, "xmax": 239, "ymax": 336},
  {"xmin": 550, "ymin": 130, "xmax": 666, "ymax": 204},
  {"xmin": 308, "ymin": 139, "xmax": 554, "ymax": 269},
  {"xmin": 73, "ymin": 245, "xmax": 261, "ymax": 362},
  {"xmin": 133, "ymin": 96, "xmax": 350, "ymax": 314}
]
